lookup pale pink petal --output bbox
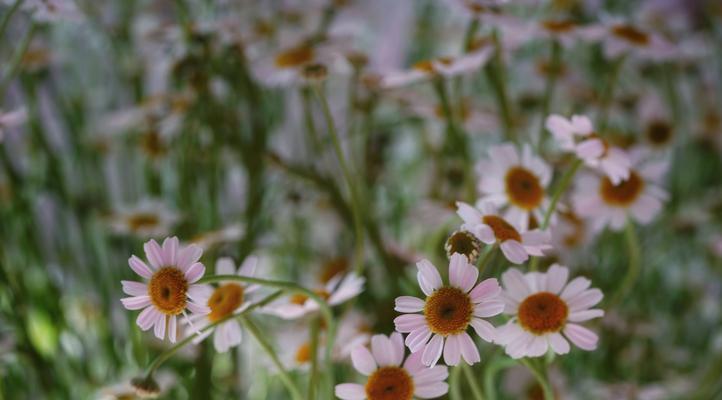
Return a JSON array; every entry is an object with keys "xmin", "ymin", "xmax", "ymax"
[
  {"xmin": 187, "ymin": 284, "xmax": 214, "ymax": 303},
  {"xmin": 421, "ymin": 334, "xmax": 444, "ymax": 367},
  {"xmin": 136, "ymin": 306, "xmax": 160, "ymax": 331},
  {"xmin": 335, "ymin": 383, "xmax": 366, "ymax": 400},
  {"xmin": 568, "ymin": 309, "xmax": 604, "ymax": 322},
  {"xmin": 494, "ymin": 321, "xmax": 523, "ymax": 346},
  {"xmin": 405, "ymin": 327, "xmax": 433, "ymax": 353},
  {"xmin": 187, "ymin": 301, "xmax": 210, "ymax": 315},
  {"xmin": 403, "ymin": 351, "xmax": 426, "ymax": 374},
  {"xmin": 143, "ymin": 239, "xmax": 165, "ymax": 269},
  {"xmin": 416, "ymin": 259, "xmax": 442, "ymax": 296},
  {"xmin": 500, "ymin": 240, "xmax": 529, "ymax": 264},
  {"xmin": 215, "ymin": 257, "xmax": 236, "ymax": 276},
  {"xmin": 389, "ymin": 332, "xmax": 405, "ymax": 367},
  {"xmin": 121, "ymin": 296, "xmax": 151, "ymax": 310},
  {"xmin": 129, "ymin": 255, "xmax": 153, "ymax": 278},
  {"xmin": 371, "ymin": 335, "xmax": 395, "ymax": 367},
  {"xmin": 394, "ymin": 314, "xmax": 427, "ymax": 333},
  {"xmin": 506, "ymin": 331, "xmax": 535, "ymax": 359},
  {"xmin": 121, "ymin": 281, "xmax": 148, "ymax": 296},
  {"xmin": 456, "ymin": 201, "xmax": 482, "ymax": 225},
  {"xmin": 570, "ymin": 114, "xmax": 593, "ymax": 135},
  {"xmin": 184, "ymin": 262, "xmax": 205, "ymax": 283},
  {"xmin": 470, "ymin": 318, "xmax": 496, "ymax": 343},
  {"xmin": 469, "ymin": 278, "xmax": 501, "ymax": 303},
  {"xmin": 153, "ymin": 315, "xmax": 167, "ymax": 340},
  {"xmin": 411, "ymin": 364, "xmax": 449, "ymax": 383},
  {"xmin": 526, "ymin": 335, "xmax": 549, "ymax": 357},
  {"xmin": 168, "ymin": 315, "xmax": 177, "ymax": 343},
  {"xmin": 395, "ymin": 296, "xmax": 425, "ymax": 313},
  {"xmin": 177, "ymin": 244, "xmax": 203, "ymax": 272},
  {"xmin": 560, "ymin": 276, "xmax": 591, "ymax": 301},
  {"xmin": 545, "ymin": 264, "xmax": 569, "ymax": 294},
  {"xmin": 448, "ymin": 253, "xmax": 467, "ymax": 290},
  {"xmin": 548, "ymin": 332, "xmax": 570, "ymax": 355},
  {"xmin": 458, "ymin": 332, "xmax": 481, "ymax": 365},
  {"xmin": 576, "ymin": 138, "xmax": 605, "ymax": 159},
  {"xmin": 415, "ymin": 382, "xmax": 450, "ymax": 399},
  {"xmin": 238, "ymin": 256, "xmax": 258, "ymax": 276},
  {"xmin": 161, "ymin": 237, "xmax": 179, "ymax": 266},
  {"xmin": 501, "ymin": 268, "xmax": 532, "ymax": 301},
  {"xmin": 564, "ymin": 323, "xmax": 598, "ymax": 351},
  {"xmin": 351, "ymin": 345, "xmax": 377, "ymax": 375},
  {"xmin": 568, "ymin": 288, "xmax": 604, "ymax": 312},
  {"xmin": 473, "ymin": 300, "xmax": 505, "ymax": 318},
  {"xmin": 475, "ymin": 224, "xmax": 496, "ymax": 244},
  {"xmin": 443, "ymin": 335, "xmax": 461, "ymax": 366}
]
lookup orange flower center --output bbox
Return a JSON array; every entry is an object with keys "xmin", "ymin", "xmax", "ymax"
[
  {"xmin": 148, "ymin": 267, "xmax": 188, "ymax": 315},
  {"xmin": 413, "ymin": 57, "xmax": 453, "ymax": 74},
  {"xmin": 483, "ymin": 215, "xmax": 522, "ymax": 242},
  {"xmin": 207, "ymin": 283, "xmax": 245, "ymax": 322},
  {"xmin": 445, "ymin": 230, "xmax": 481, "ymax": 263},
  {"xmin": 518, "ymin": 292, "xmax": 568, "ymax": 334},
  {"xmin": 424, "ymin": 287, "xmax": 473, "ymax": 336},
  {"xmin": 274, "ymin": 46, "xmax": 314, "ymax": 68},
  {"xmin": 295, "ymin": 341, "xmax": 311, "ymax": 364},
  {"xmin": 542, "ymin": 19, "xmax": 576, "ymax": 33},
  {"xmin": 600, "ymin": 171, "xmax": 644, "ymax": 206},
  {"xmin": 365, "ymin": 367, "xmax": 414, "ymax": 400},
  {"xmin": 505, "ymin": 167, "xmax": 544, "ymax": 210},
  {"xmin": 611, "ymin": 25, "xmax": 649, "ymax": 46},
  {"xmin": 126, "ymin": 213, "xmax": 160, "ymax": 231},
  {"xmin": 289, "ymin": 289, "xmax": 330, "ymax": 305}
]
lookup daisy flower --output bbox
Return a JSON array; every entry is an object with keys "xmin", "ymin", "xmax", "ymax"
[
  {"xmin": 107, "ymin": 199, "xmax": 178, "ymax": 238},
  {"xmin": 456, "ymin": 201, "xmax": 551, "ymax": 264},
  {"xmin": 572, "ymin": 148, "xmax": 669, "ymax": 231},
  {"xmin": 252, "ymin": 39, "xmax": 340, "ymax": 87},
  {"xmin": 263, "ymin": 272, "xmax": 365, "ymax": 319},
  {"xmin": 475, "ymin": 143, "xmax": 553, "ymax": 230},
  {"xmin": 393, "ymin": 254, "xmax": 504, "ymax": 367},
  {"xmin": 581, "ymin": 21, "xmax": 674, "ymax": 60},
  {"xmin": 495, "ymin": 265, "xmax": 604, "ymax": 358},
  {"xmin": 534, "ymin": 19, "xmax": 582, "ymax": 48},
  {"xmin": 335, "ymin": 332, "xmax": 449, "ymax": 400},
  {"xmin": 545, "ymin": 114, "xmax": 631, "ymax": 185},
  {"xmin": 185, "ymin": 257, "xmax": 260, "ymax": 353},
  {"xmin": 0, "ymin": 108, "xmax": 27, "ymax": 142},
  {"xmin": 120, "ymin": 237, "xmax": 209, "ymax": 343}
]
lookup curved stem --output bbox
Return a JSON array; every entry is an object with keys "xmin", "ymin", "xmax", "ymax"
[
  {"xmin": 482, "ymin": 357, "xmax": 517, "ymax": 400},
  {"xmin": 520, "ymin": 358, "xmax": 554, "ymax": 400},
  {"xmin": 460, "ymin": 363, "xmax": 485, "ymax": 400},
  {"xmin": 241, "ymin": 315, "xmax": 304, "ymax": 400},
  {"xmin": 608, "ymin": 219, "xmax": 641, "ymax": 307}
]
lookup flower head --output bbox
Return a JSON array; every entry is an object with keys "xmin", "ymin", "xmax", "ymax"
[
  {"xmin": 120, "ymin": 237, "xmax": 209, "ymax": 343},
  {"xmin": 335, "ymin": 332, "xmax": 449, "ymax": 400},
  {"xmin": 495, "ymin": 265, "xmax": 603, "ymax": 358},
  {"xmin": 394, "ymin": 254, "xmax": 504, "ymax": 367}
]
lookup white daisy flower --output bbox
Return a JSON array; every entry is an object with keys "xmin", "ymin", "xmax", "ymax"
[
  {"xmin": 0, "ymin": 108, "xmax": 27, "ymax": 142},
  {"xmin": 495, "ymin": 265, "xmax": 604, "ymax": 358},
  {"xmin": 107, "ymin": 199, "xmax": 179, "ymax": 239},
  {"xmin": 456, "ymin": 201, "xmax": 551, "ymax": 264},
  {"xmin": 545, "ymin": 114, "xmax": 631, "ymax": 185},
  {"xmin": 580, "ymin": 21, "xmax": 675, "ymax": 60},
  {"xmin": 475, "ymin": 143, "xmax": 553, "ymax": 230},
  {"xmin": 185, "ymin": 257, "xmax": 260, "ymax": 353},
  {"xmin": 263, "ymin": 272, "xmax": 365, "ymax": 320},
  {"xmin": 252, "ymin": 39, "xmax": 341, "ymax": 87},
  {"xmin": 120, "ymin": 237, "xmax": 209, "ymax": 343},
  {"xmin": 393, "ymin": 254, "xmax": 504, "ymax": 367},
  {"xmin": 534, "ymin": 19, "xmax": 583, "ymax": 48},
  {"xmin": 572, "ymin": 148, "xmax": 669, "ymax": 231},
  {"xmin": 335, "ymin": 332, "xmax": 449, "ymax": 400}
]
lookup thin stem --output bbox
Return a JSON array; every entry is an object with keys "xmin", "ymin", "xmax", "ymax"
[
  {"xmin": 0, "ymin": 0, "xmax": 24, "ymax": 41},
  {"xmin": 483, "ymin": 357, "xmax": 517, "ymax": 400},
  {"xmin": 241, "ymin": 315, "xmax": 304, "ymax": 400},
  {"xmin": 608, "ymin": 219, "xmax": 641, "ymax": 307},
  {"xmin": 307, "ymin": 316, "xmax": 321, "ymax": 400},
  {"xmin": 460, "ymin": 362, "xmax": 485, "ymax": 400},
  {"xmin": 0, "ymin": 23, "xmax": 36, "ymax": 98},
  {"xmin": 520, "ymin": 358, "xmax": 554, "ymax": 400},
  {"xmin": 449, "ymin": 363, "xmax": 463, "ymax": 400},
  {"xmin": 597, "ymin": 55, "xmax": 626, "ymax": 132},
  {"xmin": 537, "ymin": 40, "xmax": 562, "ymax": 150}
]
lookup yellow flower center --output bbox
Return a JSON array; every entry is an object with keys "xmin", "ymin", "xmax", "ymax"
[
  {"xmin": 274, "ymin": 46, "xmax": 314, "ymax": 68},
  {"xmin": 148, "ymin": 267, "xmax": 188, "ymax": 315},
  {"xmin": 207, "ymin": 283, "xmax": 245, "ymax": 322},
  {"xmin": 611, "ymin": 24, "xmax": 650, "ymax": 46},
  {"xmin": 482, "ymin": 215, "xmax": 522, "ymax": 242},
  {"xmin": 600, "ymin": 171, "xmax": 644, "ymax": 206},
  {"xmin": 295, "ymin": 341, "xmax": 311, "ymax": 364},
  {"xmin": 424, "ymin": 287, "xmax": 473, "ymax": 336},
  {"xmin": 505, "ymin": 167, "xmax": 544, "ymax": 210},
  {"xmin": 518, "ymin": 292, "xmax": 568, "ymax": 334},
  {"xmin": 365, "ymin": 367, "xmax": 414, "ymax": 400},
  {"xmin": 126, "ymin": 213, "xmax": 160, "ymax": 231}
]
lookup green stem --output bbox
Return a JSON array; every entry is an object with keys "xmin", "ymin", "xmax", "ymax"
[
  {"xmin": 313, "ymin": 85, "xmax": 366, "ymax": 275},
  {"xmin": 607, "ymin": 219, "xmax": 641, "ymax": 307},
  {"xmin": 520, "ymin": 359, "xmax": 554, "ymax": 400},
  {"xmin": 485, "ymin": 30, "xmax": 515, "ymax": 142},
  {"xmin": 0, "ymin": 0, "xmax": 24, "ymax": 41},
  {"xmin": 449, "ymin": 363, "xmax": 463, "ymax": 399},
  {"xmin": 537, "ymin": 40, "xmax": 562, "ymax": 150},
  {"xmin": 460, "ymin": 362, "xmax": 485, "ymax": 400},
  {"xmin": 0, "ymin": 23, "xmax": 36, "ymax": 98},
  {"xmin": 483, "ymin": 357, "xmax": 517, "ymax": 400},
  {"xmin": 597, "ymin": 55, "xmax": 626, "ymax": 132},
  {"xmin": 307, "ymin": 316, "xmax": 321, "ymax": 400}
]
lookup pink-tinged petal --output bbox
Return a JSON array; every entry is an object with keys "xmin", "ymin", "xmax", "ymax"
[
  {"xmin": 401, "ymin": 351, "xmax": 424, "ymax": 376},
  {"xmin": 415, "ymin": 382, "xmax": 450, "ymax": 399},
  {"xmin": 560, "ymin": 277, "xmax": 591, "ymax": 301},
  {"xmin": 458, "ymin": 332, "xmax": 480, "ymax": 365},
  {"xmin": 136, "ymin": 306, "xmax": 159, "ymax": 331},
  {"xmin": 521, "ymin": 230, "xmax": 551, "ymax": 246},
  {"xmin": 371, "ymin": 335, "xmax": 395, "ymax": 367},
  {"xmin": 121, "ymin": 281, "xmax": 148, "ymax": 296},
  {"xmin": 215, "ymin": 257, "xmax": 236, "ymax": 276},
  {"xmin": 475, "ymin": 225, "xmax": 496, "ymax": 244},
  {"xmin": 411, "ymin": 364, "xmax": 449, "ymax": 383},
  {"xmin": 351, "ymin": 345, "xmax": 377, "ymax": 376},
  {"xmin": 456, "ymin": 201, "xmax": 482, "ymax": 225},
  {"xmin": 457, "ymin": 259, "xmax": 479, "ymax": 293},
  {"xmin": 238, "ymin": 256, "xmax": 258, "ymax": 277},
  {"xmin": 335, "ymin": 383, "xmax": 366, "ymax": 400},
  {"xmin": 214, "ymin": 323, "xmax": 229, "ymax": 353},
  {"xmin": 473, "ymin": 300, "xmax": 505, "ymax": 318},
  {"xmin": 470, "ymin": 278, "xmax": 501, "ymax": 303},
  {"xmin": 567, "ymin": 288, "xmax": 604, "ymax": 312},
  {"xmin": 395, "ymin": 296, "xmax": 425, "ymax": 313},
  {"xmin": 187, "ymin": 301, "xmax": 210, "ymax": 315},
  {"xmin": 143, "ymin": 239, "xmax": 164, "ymax": 269},
  {"xmin": 545, "ymin": 264, "xmax": 569, "ymax": 294},
  {"xmin": 443, "ymin": 334, "xmax": 461, "ymax": 366},
  {"xmin": 187, "ymin": 284, "xmax": 214, "ymax": 303},
  {"xmin": 168, "ymin": 315, "xmax": 177, "ymax": 343},
  {"xmin": 389, "ymin": 332, "xmax": 405, "ymax": 367},
  {"xmin": 162, "ymin": 237, "xmax": 179, "ymax": 266},
  {"xmin": 506, "ymin": 331, "xmax": 535, "ymax": 359},
  {"xmin": 448, "ymin": 253, "xmax": 466, "ymax": 289},
  {"xmin": 494, "ymin": 321, "xmax": 523, "ymax": 345},
  {"xmin": 501, "ymin": 268, "xmax": 532, "ymax": 302},
  {"xmin": 564, "ymin": 323, "xmax": 598, "ymax": 351},
  {"xmin": 569, "ymin": 309, "xmax": 604, "ymax": 322},
  {"xmin": 416, "ymin": 259, "xmax": 442, "ymax": 296},
  {"xmin": 470, "ymin": 318, "xmax": 496, "ymax": 343},
  {"xmin": 129, "ymin": 256, "xmax": 153, "ymax": 278},
  {"xmin": 570, "ymin": 114, "xmax": 593, "ymax": 135},
  {"xmin": 154, "ymin": 315, "xmax": 167, "ymax": 340},
  {"xmin": 500, "ymin": 240, "xmax": 529, "ymax": 264},
  {"xmin": 421, "ymin": 334, "xmax": 444, "ymax": 367},
  {"xmin": 328, "ymin": 274, "xmax": 365, "ymax": 305},
  {"xmin": 576, "ymin": 138, "xmax": 605, "ymax": 159},
  {"xmin": 405, "ymin": 327, "xmax": 433, "ymax": 353},
  {"xmin": 545, "ymin": 114, "xmax": 575, "ymax": 146},
  {"xmin": 184, "ymin": 262, "xmax": 205, "ymax": 283},
  {"xmin": 526, "ymin": 336, "xmax": 549, "ymax": 358},
  {"xmin": 177, "ymin": 244, "xmax": 203, "ymax": 272},
  {"xmin": 394, "ymin": 314, "xmax": 426, "ymax": 333},
  {"xmin": 121, "ymin": 296, "xmax": 151, "ymax": 310},
  {"xmin": 548, "ymin": 332, "xmax": 570, "ymax": 355}
]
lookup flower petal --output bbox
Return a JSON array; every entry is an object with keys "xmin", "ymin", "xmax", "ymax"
[
  {"xmin": 458, "ymin": 332, "xmax": 480, "ymax": 365},
  {"xmin": 421, "ymin": 334, "xmax": 444, "ymax": 367},
  {"xmin": 564, "ymin": 323, "xmax": 598, "ymax": 351},
  {"xmin": 395, "ymin": 296, "xmax": 425, "ymax": 313},
  {"xmin": 351, "ymin": 345, "xmax": 377, "ymax": 376},
  {"xmin": 129, "ymin": 255, "xmax": 153, "ymax": 278},
  {"xmin": 335, "ymin": 383, "xmax": 366, "ymax": 400}
]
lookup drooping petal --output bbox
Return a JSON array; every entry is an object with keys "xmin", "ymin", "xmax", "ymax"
[
  {"xmin": 564, "ymin": 323, "xmax": 598, "ymax": 351},
  {"xmin": 548, "ymin": 332, "xmax": 570, "ymax": 355},
  {"xmin": 500, "ymin": 240, "xmax": 529, "ymax": 264},
  {"xmin": 168, "ymin": 315, "xmax": 177, "ymax": 343},
  {"xmin": 136, "ymin": 306, "xmax": 160, "ymax": 331},
  {"xmin": 421, "ymin": 334, "xmax": 444, "ymax": 367},
  {"xmin": 457, "ymin": 332, "xmax": 481, "ymax": 365},
  {"xmin": 470, "ymin": 318, "xmax": 496, "ymax": 343},
  {"xmin": 442, "ymin": 335, "xmax": 460, "ymax": 366}
]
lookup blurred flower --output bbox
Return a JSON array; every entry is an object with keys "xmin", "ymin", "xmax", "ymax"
[
  {"xmin": 263, "ymin": 272, "xmax": 365, "ymax": 319},
  {"xmin": 394, "ymin": 254, "xmax": 504, "ymax": 367},
  {"xmin": 252, "ymin": 38, "xmax": 343, "ymax": 87},
  {"xmin": 495, "ymin": 265, "xmax": 603, "ymax": 358},
  {"xmin": 335, "ymin": 310, "xmax": 373, "ymax": 360},
  {"xmin": 581, "ymin": 20, "xmax": 675, "ymax": 60},
  {"xmin": 474, "ymin": 143, "xmax": 553, "ymax": 230},
  {"xmin": 456, "ymin": 201, "xmax": 551, "ymax": 264},
  {"xmin": 185, "ymin": 257, "xmax": 260, "ymax": 353},
  {"xmin": 546, "ymin": 114, "xmax": 631, "ymax": 184},
  {"xmin": 20, "ymin": 0, "xmax": 83, "ymax": 22},
  {"xmin": 188, "ymin": 223, "xmax": 244, "ymax": 251},
  {"xmin": 120, "ymin": 237, "xmax": 209, "ymax": 343},
  {"xmin": 572, "ymin": 147, "xmax": 669, "ymax": 231},
  {"xmin": 534, "ymin": 18, "xmax": 583, "ymax": 48},
  {"xmin": 335, "ymin": 332, "xmax": 449, "ymax": 400},
  {"xmin": 106, "ymin": 200, "xmax": 178, "ymax": 239},
  {"xmin": 0, "ymin": 108, "xmax": 27, "ymax": 142}
]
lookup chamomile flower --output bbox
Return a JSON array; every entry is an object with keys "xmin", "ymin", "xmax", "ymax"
[
  {"xmin": 581, "ymin": 21, "xmax": 674, "ymax": 60},
  {"xmin": 495, "ymin": 265, "xmax": 604, "ymax": 358},
  {"xmin": 394, "ymin": 254, "xmax": 504, "ymax": 367},
  {"xmin": 545, "ymin": 114, "xmax": 631, "ymax": 185},
  {"xmin": 120, "ymin": 237, "xmax": 209, "ymax": 343},
  {"xmin": 335, "ymin": 332, "xmax": 449, "ymax": 400},
  {"xmin": 0, "ymin": 108, "xmax": 27, "ymax": 142},
  {"xmin": 185, "ymin": 257, "xmax": 260, "ymax": 353},
  {"xmin": 572, "ymin": 148, "xmax": 669, "ymax": 231},
  {"xmin": 263, "ymin": 272, "xmax": 365, "ymax": 320},
  {"xmin": 475, "ymin": 143, "xmax": 553, "ymax": 230},
  {"xmin": 535, "ymin": 18, "xmax": 582, "ymax": 48},
  {"xmin": 107, "ymin": 200, "xmax": 178, "ymax": 238},
  {"xmin": 252, "ymin": 39, "xmax": 340, "ymax": 87},
  {"xmin": 456, "ymin": 201, "xmax": 551, "ymax": 264}
]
